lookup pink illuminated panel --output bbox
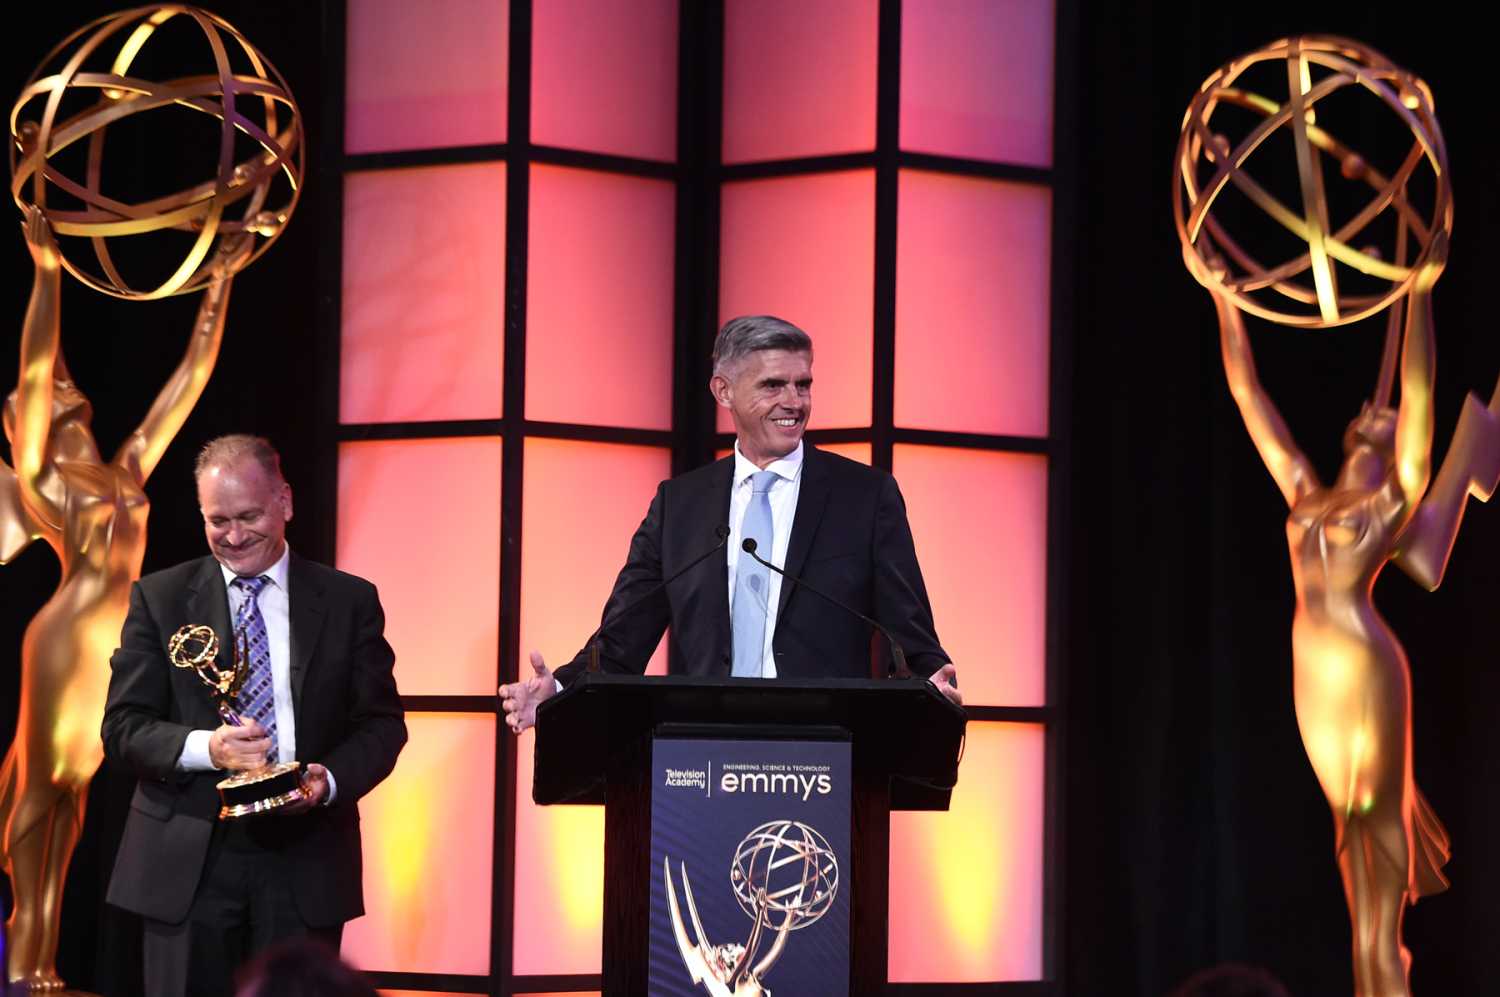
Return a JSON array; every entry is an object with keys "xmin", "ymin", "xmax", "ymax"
[
  {"xmin": 346, "ymin": 713, "xmax": 496, "ymax": 977},
  {"xmin": 342, "ymin": 165, "xmax": 506, "ymax": 424},
  {"xmin": 336, "ymin": 439, "xmax": 502, "ymax": 696},
  {"xmin": 893, "ymin": 446, "xmax": 1046, "ymax": 706},
  {"xmin": 900, "ymin": 0, "xmax": 1054, "ymax": 166},
  {"xmin": 346, "ymin": 0, "xmax": 508, "ymax": 154},
  {"xmin": 513, "ymin": 440, "xmax": 672, "ymax": 974},
  {"xmin": 723, "ymin": 0, "xmax": 877, "ymax": 163},
  {"xmin": 819, "ymin": 441, "xmax": 871, "ymax": 465},
  {"xmin": 512, "ymin": 728, "xmax": 604, "ymax": 974},
  {"xmin": 890, "ymin": 722, "xmax": 1044, "ymax": 981},
  {"xmin": 526, "ymin": 166, "xmax": 675, "ymax": 429},
  {"xmin": 719, "ymin": 172, "xmax": 874, "ymax": 431},
  {"xmin": 532, "ymin": 0, "xmax": 678, "ymax": 161},
  {"xmin": 895, "ymin": 171, "xmax": 1051, "ymax": 437},
  {"xmin": 520, "ymin": 439, "xmax": 672, "ymax": 680}
]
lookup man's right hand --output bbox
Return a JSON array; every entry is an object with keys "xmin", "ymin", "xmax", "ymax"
[
  {"xmin": 499, "ymin": 651, "xmax": 556, "ymax": 735},
  {"xmin": 208, "ymin": 721, "xmax": 271, "ymax": 771}
]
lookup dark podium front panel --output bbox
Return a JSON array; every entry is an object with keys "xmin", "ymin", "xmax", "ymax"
[{"xmin": 533, "ymin": 674, "xmax": 965, "ymax": 995}]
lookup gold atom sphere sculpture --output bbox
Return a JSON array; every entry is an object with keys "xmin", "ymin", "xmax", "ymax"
[
  {"xmin": 9, "ymin": 4, "xmax": 302, "ymax": 300},
  {"xmin": 1174, "ymin": 35, "xmax": 1450, "ymax": 328}
]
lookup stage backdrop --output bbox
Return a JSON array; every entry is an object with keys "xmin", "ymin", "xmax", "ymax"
[{"xmin": 330, "ymin": 0, "xmax": 1063, "ymax": 994}]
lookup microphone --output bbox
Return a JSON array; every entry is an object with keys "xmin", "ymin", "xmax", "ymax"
[
  {"xmin": 584, "ymin": 525, "xmax": 731, "ymax": 673},
  {"xmin": 740, "ymin": 537, "xmax": 914, "ymax": 679}
]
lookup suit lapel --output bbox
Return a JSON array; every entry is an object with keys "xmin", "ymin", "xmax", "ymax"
[
  {"xmin": 287, "ymin": 553, "xmax": 327, "ymax": 711},
  {"xmin": 695, "ymin": 458, "xmax": 733, "ymax": 663},
  {"xmin": 778, "ymin": 446, "xmax": 829, "ymax": 618},
  {"xmin": 184, "ymin": 557, "xmax": 232, "ymax": 674}
]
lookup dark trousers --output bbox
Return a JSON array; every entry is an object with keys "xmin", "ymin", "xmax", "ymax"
[{"xmin": 141, "ymin": 819, "xmax": 343, "ymax": 997}]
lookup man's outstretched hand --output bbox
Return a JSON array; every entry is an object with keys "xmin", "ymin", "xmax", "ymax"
[
  {"xmin": 500, "ymin": 650, "xmax": 556, "ymax": 734},
  {"xmin": 928, "ymin": 662, "xmax": 962, "ymax": 707}
]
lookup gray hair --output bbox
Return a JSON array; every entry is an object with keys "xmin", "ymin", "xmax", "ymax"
[
  {"xmin": 711, "ymin": 315, "xmax": 812, "ymax": 377},
  {"xmin": 195, "ymin": 434, "xmax": 284, "ymax": 482}
]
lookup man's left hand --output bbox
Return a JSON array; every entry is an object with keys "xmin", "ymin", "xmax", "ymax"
[
  {"xmin": 928, "ymin": 663, "xmax": 962, "ymax": 706},
  {"xmin": 281, "ymin": 762, "xmax": 331, "ymax": 814}
]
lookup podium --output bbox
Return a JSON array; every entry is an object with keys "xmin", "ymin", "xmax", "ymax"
[{"xmin": 533, "ymin": 673, "xmax": 966, "ymax": 995}]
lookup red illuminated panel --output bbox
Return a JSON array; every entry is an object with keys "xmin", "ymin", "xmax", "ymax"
[
  {"xmin": 892, "ymin": 446, "xmax": 1046, "ymax": 706},
  {"xmin": 336, "ymin": 439, "xmax": 502, "ymax": 695},
  {"xmin": 345, "ymin": 713, "xmax": 496, "ymax": 976},
  {"xmin": 520, "ymin": 439, "xmax": 672, "ymax": 681},
  {"xmin": 532, "ymin": 0, "xmax": 678, "ymax": 161},
  {"xmin": 890, "ymin": 722, "xmax": 1044, "ymax": 981},
  {"xmin": 512, "ymin": 729, "xmax": 605, "ymax": 974},
  {"xmin": 346, "ymin": 0, "xmax": 508, "ymax": 154},
  {"xmin": 894, "ymin": 171, "xmax": 1051, "ymax": 437},
  {"xmin": 719, "ymin": 172, "xmax": 874, "ymax": 431},
  {"xmin": 818, "ymin": 441, "xmax": 871, "ymax": 465},
  {"xmin": 526, "ymin": 166, "xmax": 675, "ymax": 429},
  {"xmin": 722, "ymin": 0, "xmax": 877, "ymax": 163},
  {"xmin": 342, "ymin": 165, "xmax": 506, "ymax": 424},
  {"xmin": 900, "ymin": 0, "xmax": 1054, "ymax": 166}
]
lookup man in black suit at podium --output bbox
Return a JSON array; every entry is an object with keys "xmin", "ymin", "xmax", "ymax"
[{"xmin": 501, "ymin": 315, "xmax": 961, "ymax": 734}]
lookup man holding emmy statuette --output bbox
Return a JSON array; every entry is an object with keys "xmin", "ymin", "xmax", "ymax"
[
  {"xmin": 100, "ymin": 435, "xmax": 406, "ymax": 997},
  {"xmin": 500, "ymin": 315, "xmax": 963, "ymax": 734}
]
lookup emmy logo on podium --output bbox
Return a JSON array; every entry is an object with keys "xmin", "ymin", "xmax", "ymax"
[{"xmin": 664, "ymin": 819, "xmax": 840, "ymax": 996}]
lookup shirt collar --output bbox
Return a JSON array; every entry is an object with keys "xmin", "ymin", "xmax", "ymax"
[
  {"xmin": 218, "ymin": 543, "xmax": 292, "ymax": 593},
  {"xmin": 733, "ymin": 440, "xmax": 805, "ymax": 488}
]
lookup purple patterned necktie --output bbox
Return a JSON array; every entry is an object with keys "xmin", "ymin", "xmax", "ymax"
[{"xmin": 231, "ymin": 574, "xmax": 278, "ymax": 758}]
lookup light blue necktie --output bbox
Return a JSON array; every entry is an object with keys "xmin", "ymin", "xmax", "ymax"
[
  {"xmin": 732, "ymin": 470, "xmax": 778, "ymax": 677},
  {"xmin": 231, "ymin": 574, "xmax": 279, "ymax": 757}
]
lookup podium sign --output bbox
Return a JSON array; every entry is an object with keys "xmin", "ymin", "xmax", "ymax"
[
  {"xmin": 649, "ymin": 737, "xmax": 851, "ymax": 996},
  {"xmin": 533, "ymin": 674, "xmax": 963, "ymax": 994}
]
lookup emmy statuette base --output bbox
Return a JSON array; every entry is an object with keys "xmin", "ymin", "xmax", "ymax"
[{"xmin": 216, "ymin": 761, "xmax": 304, "ymax": 819}]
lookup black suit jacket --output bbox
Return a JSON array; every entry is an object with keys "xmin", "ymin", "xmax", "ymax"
[
  {"xmin": 101, "ymin": 553, "xmax": 406, "ymax": 926},
  {"xmin": 554, "ymin": 446, "xmax": 949, "ymax": 683}
]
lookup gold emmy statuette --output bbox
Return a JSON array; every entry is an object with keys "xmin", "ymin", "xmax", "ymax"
[
  {"xmin": 1, "ymin": 7, "xmax": 301, "ymax": 989},
  {"xmin": 167, "ymin": 624, "xmax": 304, "ymax": 819},
  {"xmin": 663, "ymin": 820, "xmax": 839, "ymax": 996},
  {"xmin": 1177, "ymin": 36, "xmax": 1500, "ymax": 997}
]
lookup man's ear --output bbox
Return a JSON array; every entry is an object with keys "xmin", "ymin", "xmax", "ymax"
[
  {"xmin": 708, "ymin": 374, "xmax": 732, "ymax": 409},
  {"xmin": 281, "ymin": 483, "xmax": 294, "ymax": 522}
]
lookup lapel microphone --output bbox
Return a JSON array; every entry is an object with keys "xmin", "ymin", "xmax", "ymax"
[
  {"xmin": 585, "ymin": 525, "xmax": 731, "ymax": 673},
  {"xmin": 740, "ymin": 538, "xmax": 913, "ymax": 679}
]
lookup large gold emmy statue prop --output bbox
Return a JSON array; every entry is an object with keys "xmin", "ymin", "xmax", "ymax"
[
  {"xmin": 0, "ymin": 6, "xmax": 300, "ymax": 992},
  {"xmin": 1176, "ymin": 36, "xmax": 1500, "ymax": 997}
]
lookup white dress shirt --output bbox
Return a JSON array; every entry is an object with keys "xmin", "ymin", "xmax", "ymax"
[
  {"xmin": 177, "ymin": 546, "xmax": 332, "ymax": 796},
  {"xmin": 727, "ymin": 441, "xmax": 804, "ymax": 678}
]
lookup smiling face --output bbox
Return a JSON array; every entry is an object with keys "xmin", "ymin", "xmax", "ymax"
[
  {"xmin": 198, "ymin": 456, "xmax": 292, "ymax": 577},
  {"xmin": 710, "ymin": 348, "xmax": 813, "ymax": 468}
]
